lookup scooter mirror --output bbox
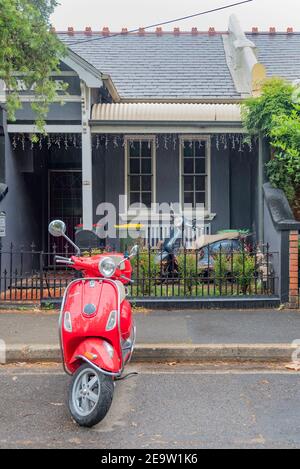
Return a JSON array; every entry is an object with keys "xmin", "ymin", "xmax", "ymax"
[
  {"xmin": 174, "ymin": 216, "xmax": 183, "ymax": 228},
  {"xmin": 48, "ymin": 220, "xmax": 66, "ymax": 238},
  {"xmin": 130, "ymin": 245, "xmax": 139, "ymax": 257}
]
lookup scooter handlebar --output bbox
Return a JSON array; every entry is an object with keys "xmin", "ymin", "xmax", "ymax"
[
  {"xmin": 120, "ymin": 275, "xmax": 134, "ymax": 284},
  {"xmin": 54, "ymin": 255, "xmax": 74, "ymax": 265}
]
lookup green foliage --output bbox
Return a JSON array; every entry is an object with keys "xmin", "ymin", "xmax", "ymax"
[
  {"xmin": 214, "ymin": 252, "xmax": 256, "ymax": 294},
  {"xmin": 131, "ymin": 251, "xmax": 158, "ymax": 277},
  {"xmin": 242, "ymin": 78, "xmax": 300, "ymax": 206},
  {"xmin": 0, "ymin": 0, "xmax": 67, "ymax": 133},
  {"xmin": 177, "ymin": 252, "xmax": 198, "ymax": 276},
  {"xmin": 242, "ymin": 78, "xmax": 295, "ymax": 136}
]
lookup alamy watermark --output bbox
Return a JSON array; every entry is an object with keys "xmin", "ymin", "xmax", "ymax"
[
  {"xmin": 0, "ymin": 339, "xmax": 6, "ymax": 365},
  {"xmin": 291, "ymin": 80, "xmax": 300, "ymax": 105},
  {"xmin": 95, "ymin": 196, "xmax": 206, "ymax": 242},
  {"xmin": 291, "ymin": 339, "xmax": 300, "ymax": 365}
]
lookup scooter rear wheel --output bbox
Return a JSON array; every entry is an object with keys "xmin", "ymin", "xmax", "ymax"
[{"xmin": 68, "ymin": 363, "xmax": 114, "ymax": 427}]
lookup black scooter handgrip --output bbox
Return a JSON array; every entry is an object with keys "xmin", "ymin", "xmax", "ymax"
[{"xmin": 120, "ymin": 275, "xmax": 134, "ymax": 284}]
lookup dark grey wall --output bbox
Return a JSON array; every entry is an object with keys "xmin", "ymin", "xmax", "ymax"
[
  {"xmin": 156, "ymin": 139, "xmax": 180, "ymax": 206},
  {"xmin": 211, "ymin": 145, "xmax": 230, "ymax": 233},
  {"xmin": 92, "ymin": 138, "xmax": 124, "ymax": 223},
  {"xmin": 92, "ymin": 136, "xmax": 258, "ymax": 235},
  {"xmin": 14, "ymin": 102, "xmax": 82, "ymax": 123},
  {"xmin": 250, "ymin": 146, "xmax": 259, "ymax": 241},
  {"xmin": 229, "ymin": 146, "xmax": 258, "ymax": 233},
  {"xmin": 0, "ymin": 112, "xmax": 40, "ymax": 254},
  {"xmin": 0, "ymin": 112, "xmax": 4, "ymax": 183}
]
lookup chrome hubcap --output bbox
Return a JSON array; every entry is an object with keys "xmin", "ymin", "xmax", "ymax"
[{"xmin": 72, "ymin": 368, "xmax": 101, "ymax": 417}]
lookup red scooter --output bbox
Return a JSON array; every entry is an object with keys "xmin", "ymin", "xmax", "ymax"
[{"xmin": 48, "ymin": 220, "xmax": 138, "ymax": 427}]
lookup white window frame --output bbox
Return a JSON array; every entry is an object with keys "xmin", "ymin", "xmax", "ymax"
[
  {"xmin": 179, "ymin": 135, "xmax": 211, "ymax": 215},
  {"xmin": 124, "ymin": 135, "xmax": 156, "ymax": 215}
]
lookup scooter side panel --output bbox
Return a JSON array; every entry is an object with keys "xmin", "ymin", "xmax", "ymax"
[
  {"xmin": 120, "ymin": 299, "xmax": 133, "ymax": 340},
  {"xmin": 60, "ymin": 279, "xmax": 123, "ymax": 374}
]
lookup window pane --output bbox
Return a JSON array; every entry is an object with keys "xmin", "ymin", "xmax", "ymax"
[
  {"xmin": 141, "ymin": 192, "xmax": 151, "ymax": 207},
  {"xmin": 195, "ymin": 141, "xmax": 206, "ymax": 157},
  {"xmin": 141, "ymin": 158, "xmax": 151, "ymax": 174},
  {"xmin": 195, "ymin": 176, "xmax": 206, "ymax": 191},
  {"xmin": 195, "ymin": 158, "xmax": 206, "ymax": 174},
  {"xmin": 141, "ymin": 141, "xmax": 152, "ymax": 158},
  {"xmin": 130, "ymin": 176, "xmax": 140, "ymax": 191},
  {"xmin": 196, "ymin": 192, "xmax": 206, "ymax": 204},
  {"xmin": 130, "ymin": 192, "xmax": 140, "ymax": 205},
  {"xmin": 183, "ymin": 141, "xmax": 193, "ymax": 157},
  {"xmin": 127, "ymin": 139, "xmax": 153, "ymax": 208},
  {"xmin": 184, "ymin": 192, "xmax": 194, "ymax": 205},
  {"xmin": 184, "ymin": 158, "xmax": 193, "ymax": 174},
  {"xmin": 184, "ymin": 176, "xmax": 194, "ymax": 191},
  {"xmin": 129, "ymin": 141, "xmax": 140, "ymax": 157},
  {"xmin": 142, "ymin": 176, "xmax": 151, "ymax": 191},
  {"xmin": 130, "ymin": 158, "xmax": 140, "ymax": 174}
]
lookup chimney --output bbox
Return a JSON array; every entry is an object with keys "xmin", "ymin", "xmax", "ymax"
[
  {"xmin": 85, "ymin": 27, "xmax": 92, "ymax": 36},
  {"xmin": 252, "ymin": 27, "xmax": 259, "ymax": 34},
  {"xmin": 102, "ymin": 27, "xmax": 110, "ymax": 36},
  {"xmin": 208, "ymin": 27, "xmax": 216, "ymax": 35},
  {"xmin": 269, "ymin": 27, "xmax": 276, "ymax": 34},
  {"xmin": 174, "ymin": 27, "xmax": 180, "ymax": 36},
  {"xmin": 191, "ymin": 27, "xmax": 198, "ymax": 36},
  {"xmin": 138, "ymin": 27, "xmax": 145, "ymax": 36},
  {"xmin": 287, "ymin": 27, "xmax": 294, "ymax": 34},
  {"xmin": 156, "ymin": 27, "xmax": 163, "ymax": 36},
  {"xmin": 121, "ymin": 27, "xmax": 128, "ymax": 35},
  {"xmin": 67, "ymin": 27, "xmax": 74, "ymax": 36}
]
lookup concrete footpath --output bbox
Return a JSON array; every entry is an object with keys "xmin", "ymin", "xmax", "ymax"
[{"xmin": 0, "ymin": 308, "xmax": 300, "ymax": 362}]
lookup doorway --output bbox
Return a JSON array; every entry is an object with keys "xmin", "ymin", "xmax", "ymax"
[{"xmin": 48, "ymin": 170, "xmax": 82, "ymax": 251}]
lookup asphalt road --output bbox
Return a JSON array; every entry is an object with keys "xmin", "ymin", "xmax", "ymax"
[{"xmin": 0, "ymin": 363, "xmax": 300, "ymax": 449}]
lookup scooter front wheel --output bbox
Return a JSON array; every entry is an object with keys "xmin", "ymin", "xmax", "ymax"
[{"xmin": 68, "ymin": 363, "xmax": 114, "ymax": 427}]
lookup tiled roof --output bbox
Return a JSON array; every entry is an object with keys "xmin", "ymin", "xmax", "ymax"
[
  {"xmin": 246, "ymin": 33, "xmax": 300, "ymax": 82},
  {"xmin": 58, "ymin": 32, "xmax": 241, "ymax": 100}
]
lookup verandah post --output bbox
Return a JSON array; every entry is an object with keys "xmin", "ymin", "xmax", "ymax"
[{"xmin": 81, "ymin": 81, "xmax": 93, "ymax": 231}]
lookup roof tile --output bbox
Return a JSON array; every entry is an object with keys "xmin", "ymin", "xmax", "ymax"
[{"xmin": 59, "ymin": 33, "xmax": 240, "ymax": 100}]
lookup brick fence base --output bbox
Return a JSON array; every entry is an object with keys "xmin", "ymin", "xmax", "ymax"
[{"xmin": 289, "ymin": 230, "xmax": 299, "ymax": 308}]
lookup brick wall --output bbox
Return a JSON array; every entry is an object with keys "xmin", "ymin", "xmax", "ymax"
[{"xmin": 289, "ymin": 230, "xmax": 299, "ymax": 307}]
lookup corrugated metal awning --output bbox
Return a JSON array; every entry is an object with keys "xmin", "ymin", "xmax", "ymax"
[{"xmin": 91, "ymin": 103, "xmax": 241, "ymax": 123}]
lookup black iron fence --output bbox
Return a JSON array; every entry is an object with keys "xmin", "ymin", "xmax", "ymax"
[
  {"xmin": 0, "ymin": 243, "xmax": 277, "ymax": 303},
  {"xmin": 0, "ymin": 241, "xmax": 277, "ymax": 302}
]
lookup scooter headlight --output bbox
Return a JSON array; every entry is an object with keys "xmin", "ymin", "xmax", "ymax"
[{"xmin": 99, "ymin": 257, "xmax": 116, "ymax": 278}]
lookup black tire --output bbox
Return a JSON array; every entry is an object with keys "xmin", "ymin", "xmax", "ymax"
[{"xmin": 68, "ymin": 363, "xmax": 114, "ymax": 428}]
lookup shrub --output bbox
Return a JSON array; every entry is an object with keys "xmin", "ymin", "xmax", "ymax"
[
  {"xmin": 214, "ymin": 251, "xmax": 256, "ymax": 294},
  {"xmin": 242, "ymin": 77, "xmax": 300, "ymax": 210}
]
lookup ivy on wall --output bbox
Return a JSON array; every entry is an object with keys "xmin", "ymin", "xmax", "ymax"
[{"xmin": 242, "ymin": 78, "xmax": 300, "ymax": 212}]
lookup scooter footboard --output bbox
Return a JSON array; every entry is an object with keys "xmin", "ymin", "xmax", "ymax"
[{"xmin": 69, "ymin": 338, "xmax": 122, "ymax": 376}]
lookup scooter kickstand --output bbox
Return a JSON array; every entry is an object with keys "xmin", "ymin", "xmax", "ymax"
[{"xmin": 115, "ymin": 372, "xmax": 139, "ymax": 381}]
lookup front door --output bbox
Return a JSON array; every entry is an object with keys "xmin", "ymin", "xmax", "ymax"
[{"xmin": 49, "ymin": 170, "xmax": 82, "ymax": 252}]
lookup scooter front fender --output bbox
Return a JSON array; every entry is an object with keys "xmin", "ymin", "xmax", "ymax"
[{"xmin": 69, "ymin": 338, "xmax": 122, "ymax": 377}]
